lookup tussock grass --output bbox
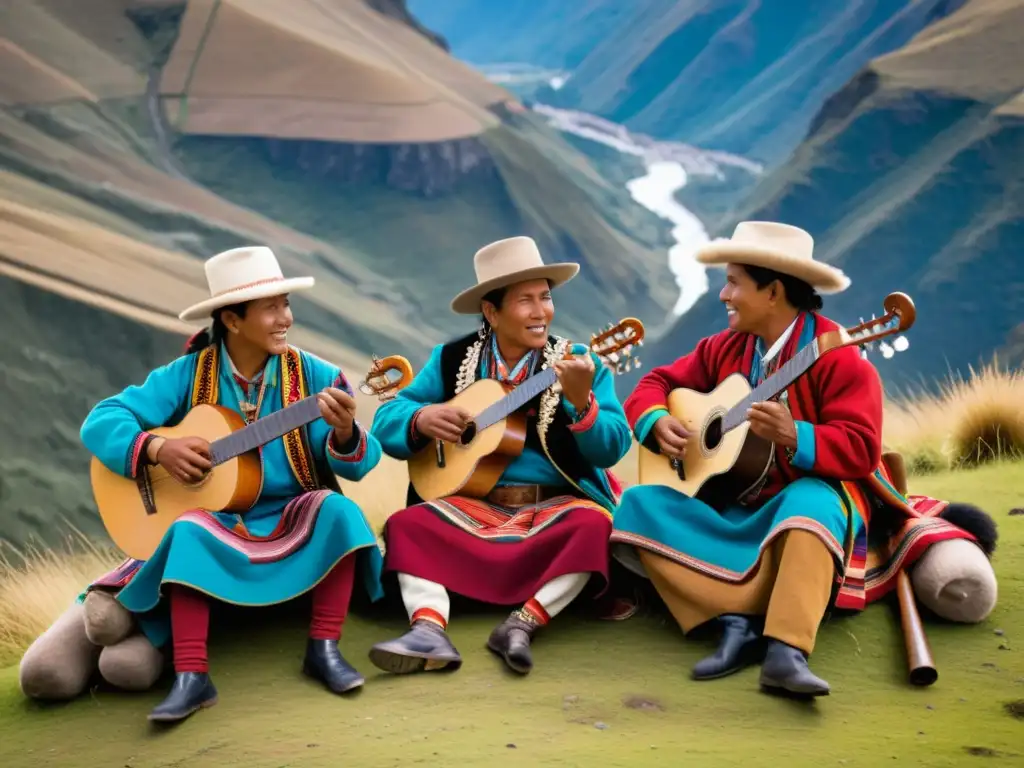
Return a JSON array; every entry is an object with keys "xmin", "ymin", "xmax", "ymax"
[
  {"xmin": 883, "ymin": 359, "xmax": 1024, "ymax": 474},
  {"xmin": 0, "ymin": 531, "xmax": 121, "ymax": 668}
]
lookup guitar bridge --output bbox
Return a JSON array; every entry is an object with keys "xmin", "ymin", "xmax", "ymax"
[{"xmin": 435, "ymin": 439, "xmax": 446, "ymax": 468}]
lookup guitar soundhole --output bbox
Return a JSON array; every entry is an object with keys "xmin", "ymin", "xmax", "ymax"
[
  {"xmin": 704, "ymin": 415, "xmax": 723, "ymax": 452},
  {"xmin": 459, "ymin": 422, "xmax": 477, "ymax": 445}
]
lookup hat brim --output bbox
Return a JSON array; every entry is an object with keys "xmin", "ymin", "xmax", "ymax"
[
  {"xmin": 695, "ymin": 241, "xmax": 850, "ymax": 294},
  {"xmin": 179, "ymin": 277, "xmax": 316, "ymax": 322},
  {"xmin": 450, "ymin": 263, "xmax": 580, "ymax": 314}
]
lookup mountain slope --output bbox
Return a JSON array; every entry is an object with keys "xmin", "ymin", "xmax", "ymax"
[
  {"xmin": 0, "ymin": 0, "xmax": 677, "ymax": 550},
  {"xmin": 416, "ymin": 0, "xmax": 970, "ymax": 172},
  {"xmin": 640, "ymin": 0, "xmax": 1024, "ymax": 392},
  {"xmin": 407, "ymin": 0, "xmax": 643, "ymax": 71}
]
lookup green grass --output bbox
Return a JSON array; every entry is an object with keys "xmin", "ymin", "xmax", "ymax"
[{"xmin": 1, "ymin": 461, "xmax": 1021, "ymax": 767}]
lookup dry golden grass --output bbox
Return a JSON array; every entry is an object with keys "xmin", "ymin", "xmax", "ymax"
[
  {"xmin": 2, "ymin": 362, "xmax": 1020, "ymax": 667},
  {"xmin": 883, "ymin": 359, "xmax": 1024, "ymax": 473},
  {"xmin": 0, "ymin": 532, "xmax": 121, "ymax": 668}
]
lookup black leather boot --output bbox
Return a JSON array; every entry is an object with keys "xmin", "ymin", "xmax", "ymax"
[
  {"xmin": 148, "ymin": 672, "xmax": 218, "ymax": 722},
  {"xmin": 303, "ymin": 638, "xmax": 364, "ymax": 694},
  {"xmin": 486, "ymin": 612, "xmax": 539, "ymax": 675},
  {"xmin": 759, "ymin": 639, "xmax": 830, "ymax": 696},
  {"xmin": 692, "ymin": 614, "xmax": 766, "ymax": 680},
  {"xmin": 368, "ymin": 620, "xmax": 462, "ymax": 674}
]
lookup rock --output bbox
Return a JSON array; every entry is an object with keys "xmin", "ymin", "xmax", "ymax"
[
  {"xmin": 594, "ymin": 722, "xmax": 609, "ymax": 730},
  {"xmin": 994, "ymin": 629, "xmax": 1005, "ymax": 636}
]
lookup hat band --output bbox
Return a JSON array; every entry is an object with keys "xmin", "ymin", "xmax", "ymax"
[{"xmin": 212, "ymin": 275, "xmax": 286, "ymax": 297}]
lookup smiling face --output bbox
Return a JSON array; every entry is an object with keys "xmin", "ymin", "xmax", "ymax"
[
  {"xmin": 718, "ymin": 264, "xmax": 779, "ymax": 335},
  {"xmin": 481, "ymin": 278, "xmax": 554, "ymax": 355},
  {"xmin": 221, "ymin": 293, "xmax": 294, "ymax": 356}
]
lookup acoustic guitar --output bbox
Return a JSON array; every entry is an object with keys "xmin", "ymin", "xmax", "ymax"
[
  {"xmin": 91, "ymin": 355, "xmax": 416, "ymax": 561},
  {"xmin": 402, "ymin": 318, "xmax": 645, "ymax": 501},
  {"xmin": 636, "ymin": 292, "xmax": 916, "ymax": 509}
]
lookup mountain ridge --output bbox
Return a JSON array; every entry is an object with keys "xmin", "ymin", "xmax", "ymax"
[{"xmin": 638, "ymin": 0, "xmax": 1024, "ymax": 392}]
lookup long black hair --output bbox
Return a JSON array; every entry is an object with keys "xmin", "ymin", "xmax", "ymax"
[{"xmin": 184, "ymin": 301, "xmax": 249, "ymax": 354}]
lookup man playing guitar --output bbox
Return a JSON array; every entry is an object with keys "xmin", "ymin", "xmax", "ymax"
[
  {"xmin": 367, "ymin": 236, "xmax": 633, "ymax": 676},
  {"xmin": 611, "ymin": 221, "xmax": 876, "ymax": 697}
]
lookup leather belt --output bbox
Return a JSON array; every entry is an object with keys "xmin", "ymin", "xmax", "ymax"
[{"xmin": 485, "ymin": 485, "xmax": 569, "ymax": 508}]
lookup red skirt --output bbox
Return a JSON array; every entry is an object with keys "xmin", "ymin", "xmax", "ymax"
[{"xmin": 381, "ymin": 494, "xmax": 613, "ymax": 605}]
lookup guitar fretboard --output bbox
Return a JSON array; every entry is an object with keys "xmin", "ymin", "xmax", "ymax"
[
  {"xmin": 474, "ymin": 368, "xmax": 558, "ymax": 431},
  {"xmin": 209, "ymin": 396, "xmax": 323, "ymax": 464},
  {"xmin": 722, "ymin": 340, "xmax": 821, "ymax": 433}
]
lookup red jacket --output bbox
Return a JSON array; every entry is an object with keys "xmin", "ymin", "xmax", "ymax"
[{"xmin": 624, "ymin": 312, "xmax": 884, "ymax": 502}]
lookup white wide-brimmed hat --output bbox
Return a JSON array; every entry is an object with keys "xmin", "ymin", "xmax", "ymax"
[
  {"xmin": 450, "ymin": 236, "xmax": 579, "ymax": 314},
  {"xmin": 695, "ymin": 221, "xmax": 850, "ymax": 294},
  {"xmin": 179, "ymin": 246, "xmax": 315, "ymax": 322}
]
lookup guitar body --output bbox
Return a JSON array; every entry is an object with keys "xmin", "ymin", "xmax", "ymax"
[
  {"xmin": 90, "ymin": 404, "xmax": 263, "ymax": 560},
  {"xmin": 407, "ymin": 378, "xmax": 528, "ymax": 501},
  {"xmin": 636, "ymin": 373, "xmax": 775, "ymax": 510}
]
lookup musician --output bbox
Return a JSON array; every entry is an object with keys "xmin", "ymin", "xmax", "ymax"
[
  {"xmin": 610, "ymin": 221, "xmax": 881, "ymax": 697},
  {"xmin": 76, "ymin": 246, "xmax": 385, "ymax": 721},
  {"xmin": 367, "ymin": 236, "xmax": 632, "ymax": 676}
]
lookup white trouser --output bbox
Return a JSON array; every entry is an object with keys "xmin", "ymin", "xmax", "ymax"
[{"xmin": 397, "ymin": 572, "xmax": 590, "ymax": 625}]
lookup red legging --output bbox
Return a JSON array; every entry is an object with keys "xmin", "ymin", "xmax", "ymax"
[{"xmin": 170, "ymin": 553, "xmax": 357, "ymax": 673}]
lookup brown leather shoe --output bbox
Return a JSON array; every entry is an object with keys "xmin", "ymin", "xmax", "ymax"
[{"xmin": 486, "ymin": 613, "xmax": 539, "ymax": 674}]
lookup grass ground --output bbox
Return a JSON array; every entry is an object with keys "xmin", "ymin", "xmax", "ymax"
[{"xmin": 0, "ymin": 460, "xmax": 1021, "ymax": 768}]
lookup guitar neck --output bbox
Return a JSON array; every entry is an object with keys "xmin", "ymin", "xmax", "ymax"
[
  {"xmin": 474, "ymin": 368, "xmax": 558, "ymax": 430},
  {"xmin": 722, "ymin": 340, "xmax": 821, "ymax": 433},
  {"xmin": 210, "ymin": 396, "xmax": 323, "ymax": 464}
]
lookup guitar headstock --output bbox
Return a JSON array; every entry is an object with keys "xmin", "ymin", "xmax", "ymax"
[
  {"xmin": 822, "ymin": 292, "xmax": 916, "ymax": 357},
  {"xmin": 589, "ymin": 317, "xmax": 646, "ymax": 375},
  {"xmin": 357, "ymin": 354, "xmax": 414, "ymax": 402}
]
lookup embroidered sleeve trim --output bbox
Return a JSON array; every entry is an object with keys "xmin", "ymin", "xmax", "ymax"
[
  {"xmin": 328, "ymin": 424, "xmax": 366, "ymax": 462},
  {"xmin": 568, "ymin": 392, "xmax": 599, "ymax": 433},
  {"xmin": 128, "ymin": 431, "xmax": 153, "ymax": 478},
  {"xmin": 408, "ymin": 407, "xmax": 432, "ymax": 450}
]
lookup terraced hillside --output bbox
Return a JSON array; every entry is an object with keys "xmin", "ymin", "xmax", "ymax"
[{"xmin": 0, "ymin": 0, "xmax": 676, "ymax": 550}]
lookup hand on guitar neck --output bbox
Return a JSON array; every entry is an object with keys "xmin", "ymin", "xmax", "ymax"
[
  {"xmin": 316, "ymin": 386, "xmax": 358, "ymax": 444},
  {"xmin": 552, "ymin": 345, "xmax": 596, "ymax": 411}
]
